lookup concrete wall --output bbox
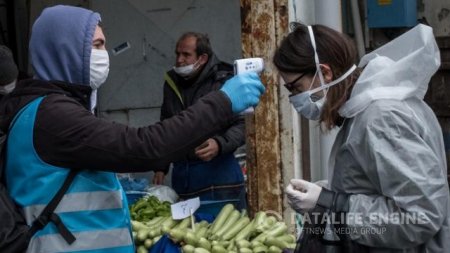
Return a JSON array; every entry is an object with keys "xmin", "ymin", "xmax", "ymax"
[
  {"xmin": 419, "ymin": 0, "xmax": 450, "ymax": 37},
  {"xmin": 90, "ymin": 0, "xmax": 242, "ymax": 127}
]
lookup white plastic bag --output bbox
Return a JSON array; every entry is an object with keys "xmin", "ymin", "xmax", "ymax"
[{"xmin": 144, "ymin": 185, "xmax": 178, "ymax": 203}]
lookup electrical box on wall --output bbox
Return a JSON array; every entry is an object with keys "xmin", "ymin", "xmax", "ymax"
[{"xmin": 367, "ymin": 0, "xmax": 417, "ymax": 28}]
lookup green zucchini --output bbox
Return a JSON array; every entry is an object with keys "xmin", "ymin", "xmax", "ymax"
[
  {"xmin": 197, "ymin": 237, "xmax": 212, "ymax": 251},
  {"xmin": 277, "ymin": 234, "xmax": 296, "ymax": 243},
  {"xmin": 266, "ymin": 222, "xmax": 287, "ymax": 237},
  {"xmin": 174, "ymin": 217, "xmax": 191, "ymax": 230},
  {"xmin": 185, "ymin": 231, "xmax": 199, "ymax": 247},
  {"xmin": 182, "ymin": 244, "xmax": 195, "ymax": 253},
  {"xmin": 194, "ymin": 247, "xmax": 211, "ymax": 253},
  {"xmin": 169, "ymin": 228, "xmax": 185, "ymax": 243},
  {"xmin": 221, "ymin": 216, "xmax": 250, "ymax": 240},
  {"xmin": 211, "ymin": 245, "xmax": 227, "ymax": 253},
  {"xmin": 268, "ymin": 245, "xmax": 282, "ymax": 253},
  {"xmin": 252, "ymin": 245, "xmax": 269, "ymax": 253},
  {"xmin": 209, "ymin": 204, "xmax": 235, "ymax": 235},
  {"xmin": 264, "ymin": 236, "xmax": 289, "ymax": 249},
  {"xmin": 137, "ymin": 245, "xmax": 148, "ymax": 253},
  {"xmin": 144, "ymin": 238, "xmax": 153, "ymax": 249},
  {"xmin": 213, "ymin": 210, "xmax": 241, "ymax": 238},
  {"xmin": 233, "ymin": 220, "xmax": 255, "ymax": 241},
  {"xmin": 235, "ymin": 239, "xmax": 251, "ymax": 249}
]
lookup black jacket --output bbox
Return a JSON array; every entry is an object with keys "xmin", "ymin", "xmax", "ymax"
[
  {"xmin": 0, "ymin": 79, "xmax": 235, "ymax": 173},
  {"xmin": 161, "ymin": 54, "xmax": 245, "ymax": 169}
]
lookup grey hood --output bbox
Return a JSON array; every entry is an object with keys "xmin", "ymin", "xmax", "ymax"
[{"xmin": 339, "ymin": 24, "xmax": 440, "ymax": 118}]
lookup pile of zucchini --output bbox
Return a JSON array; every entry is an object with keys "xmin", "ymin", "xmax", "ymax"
[
  {"xmin": 131, "ymin": 203, "xmax": 297, "ymax": 253},
  {"xmin": 170, "ymin": 204, "xmax": 296, "ymax": 253},
  {"xmin": 132, "ymin": 216, "xmax": 191, "ymax": 253}
]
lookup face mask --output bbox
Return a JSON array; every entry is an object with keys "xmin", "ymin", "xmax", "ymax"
[
  {"xmin": 0, "ymin": 80, "xmax": 16, "ymax": 94},
  {"xmin": 90, "ymin": 49, "xmax": 110, "ymax": 90},
  {"xmin": 289, "ymin": 72, "xmax": 326, "ymax": 120},
  {"xmin": 289, "ymin": 26, "xmax": 357, "ymax": 120},
  {"xmin": 173, "ymin": 59, "xmax": 200, "ymax": 78}
]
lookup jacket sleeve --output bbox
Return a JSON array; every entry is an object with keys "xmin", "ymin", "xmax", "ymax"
[
  {"xmin": 345, "ymin": 106, "xmax": 449, "ymax": 248},
  {"xmin": 34, "ymin": 91, "xmax": 234, "ymax": 173},
  {"xmin": 213, "ymin": 114, "xmax": 245, "ymax": 155},
  {"xmin": 160, "ymin": 81, "xmax": 172, "ymax": 122},
  {"xmin": 156, "ymin": 81, "xmax": 173, "ymax": 174}
]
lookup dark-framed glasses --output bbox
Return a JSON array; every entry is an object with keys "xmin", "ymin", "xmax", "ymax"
[{"xmin": 283, "ymin": 73, "xmax": 307, "ymax": 92}]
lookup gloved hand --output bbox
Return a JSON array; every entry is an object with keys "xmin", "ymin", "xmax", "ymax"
[
  {"xmin": 314, "ymin": 180, "xmax": 329, "ymax": 188},
  {"xmin": 220, "ymin": 72, "xmax": 265, "ymax": 113},
  {"xmin": 285, "ymin": 178, "xmax": 322, "ymax": 213}
]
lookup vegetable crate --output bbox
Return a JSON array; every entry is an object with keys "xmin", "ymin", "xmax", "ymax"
[{"xmin": 126, "ymin": 191, "xmax": 148, "ymax": 205}]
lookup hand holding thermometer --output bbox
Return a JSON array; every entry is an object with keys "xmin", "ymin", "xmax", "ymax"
[{"xmin": 233, "ymin": 58, "xmax": 265, "ymax": 113}]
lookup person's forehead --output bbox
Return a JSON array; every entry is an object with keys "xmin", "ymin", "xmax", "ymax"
[
  {"xmin": 280, "ymin": 72, "xmax": 297, "ymax": 81},
  {"xmin": 177, "ymin": 36, "xmax": 197, "ymax": 51},
  {"xmin": 93, "ymin": 26, "xmax": 104, "ymax": 39}
]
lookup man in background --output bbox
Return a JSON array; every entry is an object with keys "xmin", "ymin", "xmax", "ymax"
[{"xmin": 154, "ymin": 32, "xmax": 247, "ymax": 211}]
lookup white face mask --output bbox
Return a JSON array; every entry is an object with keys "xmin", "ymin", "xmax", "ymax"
[
  {"xmin": 0, "ymin": 80, "xmax": 16, "ymax": 95},
  {"xmin": 289, "ymin": 26, "xmax": 356, "ymax": 120},
  {"xmin": 173, "ymin": 59, "xmax": 200, "ymax": 78},
  {"xmin": 90, "ymin": 49, "xmax": 110, "ymax": 90}
]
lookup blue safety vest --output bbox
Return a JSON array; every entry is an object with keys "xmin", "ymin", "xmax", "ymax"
[{"xmin": 5, "ymin": 97, "xmax": 134, "ymax": 253}]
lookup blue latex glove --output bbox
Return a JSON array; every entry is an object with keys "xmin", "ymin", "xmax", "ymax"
[{"xmin": 220, "ymin": 72, "xmax": 265, "ymax": 113}]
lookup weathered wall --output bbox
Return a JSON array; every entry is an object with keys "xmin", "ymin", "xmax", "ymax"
[{"xmin": 419, "ymin": 0, "xmax": 450, "ymax": 37}]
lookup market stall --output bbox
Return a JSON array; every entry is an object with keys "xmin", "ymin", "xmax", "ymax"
[{"xmin": 128, "ymin": 193, "xmax": 297, "ymax": 253}]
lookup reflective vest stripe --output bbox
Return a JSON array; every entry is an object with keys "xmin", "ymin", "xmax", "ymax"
[
  {"xmin": 7, "ymin": 97, "xmax": 133, "ymax": 253},
  {"xmin": 164, "ymin": 72, "xmax": 184, "ymax": 106},
  {"xmin": 23, "ymin": 190, "xmax": 123, "ymax": 224},
  {"xmin": 27, "ymin": 227, "xmax": 132, "ymax": 253}
]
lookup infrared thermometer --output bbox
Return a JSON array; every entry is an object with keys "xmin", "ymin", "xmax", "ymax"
[{"xmin": 233, "ymin": 58, "xmax": 265, "ymax": 113}]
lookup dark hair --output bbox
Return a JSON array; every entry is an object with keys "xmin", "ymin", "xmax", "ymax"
[
  {"xmin": 177, "ymin": 32, "xmax": 213, "ymax": 57},
  {"xmin": 273, "ymin": 23, "xmax": 360, "ymax": 130}
]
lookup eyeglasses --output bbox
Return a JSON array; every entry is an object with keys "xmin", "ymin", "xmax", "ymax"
[{"xmin": 283, "ymin": 73, "xmax": 307, "ymax": 92}]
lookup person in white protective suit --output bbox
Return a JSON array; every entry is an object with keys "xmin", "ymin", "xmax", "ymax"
[{"xmin": 273, "ymin": 23, "xmax": 450, "ymax": 252}]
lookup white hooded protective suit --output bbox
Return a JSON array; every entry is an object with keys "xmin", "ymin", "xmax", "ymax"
[{"xmin": 330, "ymin": 24, "xmax": 450, "ymax": 252}]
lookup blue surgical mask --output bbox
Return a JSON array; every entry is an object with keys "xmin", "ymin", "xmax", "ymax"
[
  {"xmin": 289, "ymin": 72, "xmax": 325, "ymax": 120},
  {"xmin": 289, "ymin": 26, "xmax": 356, "ymax": 120}
]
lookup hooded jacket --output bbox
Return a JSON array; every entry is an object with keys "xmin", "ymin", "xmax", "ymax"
[{"xmin": 330, "ymin": 24, "xmax": 450, "ymax": 252}]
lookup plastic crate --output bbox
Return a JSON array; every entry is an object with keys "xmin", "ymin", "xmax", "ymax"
[
  {"xmin": 197, "ymin": 199, "xmax": 240, "ymax": 217},
  {"xmin": 125, "ymin": 191, "xmax": 147, "ymax": 205}
]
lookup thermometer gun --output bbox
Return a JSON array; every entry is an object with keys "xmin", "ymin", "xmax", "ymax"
[{"xmin": 233, "ymin": 58, "xmax": 264, "ymax": 113}]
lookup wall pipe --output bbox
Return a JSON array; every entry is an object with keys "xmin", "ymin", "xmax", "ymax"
[{"xmin": 350, "ymin": 0, "xmax": 366, "ymax": 59}]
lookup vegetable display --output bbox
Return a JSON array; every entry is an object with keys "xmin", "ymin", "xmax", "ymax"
[{"xmin": 130, "ymin": 200, "xmax": 297, "ymax": 253}]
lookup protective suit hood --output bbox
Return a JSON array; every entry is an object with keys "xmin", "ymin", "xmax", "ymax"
[
  {"xmin": 29, "ymin": 5, "xmax": 101, "ymax": 86},
  {"xmin": 339, "ymin": 24, "xmax": 440, "ymax": 118}
]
